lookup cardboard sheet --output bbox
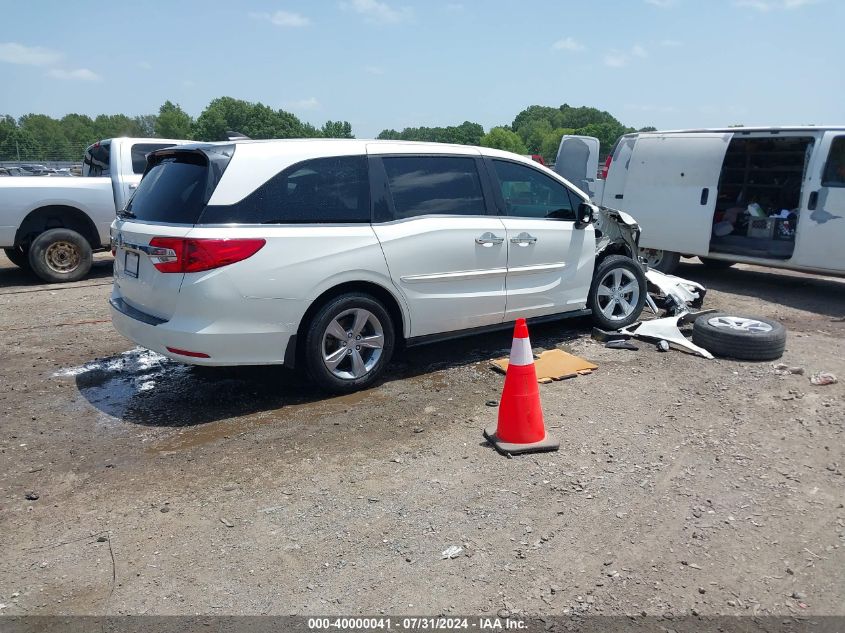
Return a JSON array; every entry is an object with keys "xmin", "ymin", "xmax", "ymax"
[{"xmin": 491, "ymin": 348, "xmax": 597, "ymax": 383}]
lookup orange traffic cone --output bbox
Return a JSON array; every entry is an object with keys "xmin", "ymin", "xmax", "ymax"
[{"xmin": 483, "ymin": 319, "xmax": 559, "ymax": 456}]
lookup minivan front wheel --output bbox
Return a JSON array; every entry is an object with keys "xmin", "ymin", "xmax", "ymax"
[
  {"xmin": 304, "ymin": 293, "xmax": 395, "ymax": 393},
  {"xmin": 589, "ymin": 255, "xmax": 647, "ymax": 330}
]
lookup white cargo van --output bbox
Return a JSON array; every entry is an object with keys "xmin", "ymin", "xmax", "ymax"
[{"xmin": 555, "ymin": 127, "xmax": 845, "ymax": 275}]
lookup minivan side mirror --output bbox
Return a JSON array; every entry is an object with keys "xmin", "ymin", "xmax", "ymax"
[{"xmin": 575, "ymin": 202, "xmax": 595, "ymax": 229}]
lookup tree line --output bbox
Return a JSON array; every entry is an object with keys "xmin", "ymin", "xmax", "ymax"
[{"xmin": 0, "ymin": 97, "xmax": 653, "ymax": 163}]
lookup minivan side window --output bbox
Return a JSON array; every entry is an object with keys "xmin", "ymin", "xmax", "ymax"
[
  {"xmin": 382, "ymin": 156, "xmax": 486, "ymax": 220},
  {"xmin": 199, "ymin": 155, "xmax": 370, "ymax": 224},
  {"xmin": 822, "ymin": 136, "xmax": 845, "ymax": 187},
  {"xmin": 491, "ymin": 159, "xmax": 577, "ymax": 220},
  {"xmin": 131, "ymin": 143, "xmax": 176, "ymax": 174}
]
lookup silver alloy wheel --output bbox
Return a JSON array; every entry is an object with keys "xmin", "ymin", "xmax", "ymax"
[
  {"xmin": 707, "ymin": 316, "xmax": 773, "ymax": 333},
  {"xmin": 639, "ymin": 247, "xmax": 665, "ymax": 269},
  {"xmin": 322, "ymin": 308, "xmax": 385, "ymax": 380},
  {"xmin": 44, "ymin": 241, "xmax": 81, "ymax": 274},
  {"xmin": 596, "ymin": 268, "xmax": 640, "ymax": 322}
]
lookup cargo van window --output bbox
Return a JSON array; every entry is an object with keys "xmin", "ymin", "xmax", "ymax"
[
  {"xmin": 822, "ymin": 136, "xmax": 845, "ymax": 187},
  {"xmin": 492, "ymin": 159, "xmax": 576, "ymax": 220}
]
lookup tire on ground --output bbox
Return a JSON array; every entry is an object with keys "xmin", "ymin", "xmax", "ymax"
[
  {"xmin": 27, "ymin": 228, "xmax": 93, "ymax": 283},
  {"xmin": 699, "ymin": 257, "xmax": 735, "ymax": 270},
  {"xmin": 692, "ymin": 312, "xmax": 786, "ymax": 361},
  {"xmin": 4, "ymin": 246, "xmax": 30, "ymax": 269},
  {"xmin": 589, "ymin": 254, "xmax": 648, "ymax": 331},
  {"xmin": 303, "ymin": 293, "xmax": 395, "ymax": 394}
]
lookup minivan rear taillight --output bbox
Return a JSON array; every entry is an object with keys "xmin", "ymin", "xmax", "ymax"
[{"xmin": 148, "ymin": 238, "xmax": 266, "ymax": 273}]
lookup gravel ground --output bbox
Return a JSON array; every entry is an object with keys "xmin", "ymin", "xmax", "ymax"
[{"xmin": 0, "ymin": 253, "xmax": 842, "ymax": 618}]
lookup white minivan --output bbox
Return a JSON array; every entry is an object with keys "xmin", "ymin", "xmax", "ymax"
[
  {"xmin": 109, "ymin": 139, "xmax": 647, "ymax": 392},
  {"xmin": 555, "ymin": 127, "xmax": 845, "ymax": 275}
]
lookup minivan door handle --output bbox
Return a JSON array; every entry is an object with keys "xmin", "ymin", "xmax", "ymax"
[
  {"xmin": 700, "ymin": 187, "xmax": 709, "ymax": 205},
  {"xmin": 475, "ymin": 232, "xmax": 504, "ymax": 247},
  {"xmin": 808, "ymin": 190, "xmax": 819, "ymax": 210},
  {"xmin": 128, "ymin": 183, "xmax": 138, "ymax": 190},
  {"xmin": 510, "ymin": 232, "xmax": 538, "ymax": 246}
]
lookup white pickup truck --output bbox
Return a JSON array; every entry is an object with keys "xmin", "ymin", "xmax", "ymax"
[{"xmin": 0, "ymin": 137, "xmax": 189, "ymax": 282}]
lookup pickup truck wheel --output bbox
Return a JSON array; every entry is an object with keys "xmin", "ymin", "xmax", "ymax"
[
  {"xmin": 27, "ymin": 228, "xmax": 93, "ymax": 283},
  {"xmin": 692, "ymin": 313, "xmax": 786, "ymax": 361},
  {"xmin": 639, "ymin": 248, "xmax": 680, "ymax": 274},
  {"xmin": 4, "ymin": 246, "xmax": 30, "ymax": 269},
  {"xmin": 589, "ymin": 255, "xmax": 647, "ymax": 331},
  {"xmin": 304, "ymin": 293, "xmax": 395, "ymax": 394}
]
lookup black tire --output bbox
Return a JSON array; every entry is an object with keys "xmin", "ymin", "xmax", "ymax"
[
  {"xmin": 303, "ymin": 293, "xmax": 395, "ymax": 393},
  {"xmin": 699, "ymin": 257, "xmax": 735, "ymax": 270},
  {"xmin": 640, "ymin": 248, "xmax": 680, "ymax": 274},
  {"xmin": 692, "ymin": 313, "xmax": 786, "ymax": 361},
  {"xmin": 4, "ymin": 246, "xmax": 30, "ymax": 269},
  {"xmin": 589, "ymin": 255, "xmax": 648, "ymax": 331},
  {"xmin": 27, "ymin": 228, "xmax": 93, "ymax": 283}
]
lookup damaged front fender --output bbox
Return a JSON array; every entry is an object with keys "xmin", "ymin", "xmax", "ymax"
[{"xmin": 594, "ymin": 205, "xmax": 641, "ymax": 261}]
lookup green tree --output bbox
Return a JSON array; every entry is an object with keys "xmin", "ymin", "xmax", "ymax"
[
  {"xmin": 376, "ymin": 120, "xmax": 484, "ymax": 145},
  {"xmin": 155, "ymin": 101, "xmax": 193, "ymax": 139},
  {"xmin": 321, "ymin": 120, "xmax": 354, "ymax": 138},
  {"xmin": 192, "ymin": 97, "xmax": 323, "ymax": 141},
  {"xmin": 480, "ymin": 127, "xmax": 527, "ymax": 154},
  {"xmin": 0, "ymin": 127, "xmax": 42, "ymax": 161}
]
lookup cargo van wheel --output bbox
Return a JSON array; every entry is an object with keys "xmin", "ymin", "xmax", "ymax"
[
  {"xmin": 4, "ymin": 246, "xmax": 30, "ymax": 269},
  {"xmin": 27, "ymin": 228, "xmax": 93, "ymax": 283},
  {"xmin": 699, "ymin": 257, "xmax": 735, "ymax": 270},
  {"xmin": 639, "ymin": 248, "xmax": 680, "ymax": 274}
]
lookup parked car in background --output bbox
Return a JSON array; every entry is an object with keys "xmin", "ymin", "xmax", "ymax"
[
  {"xmin": 110, "ymin": 139, "xmax": 646, "ymax": 392},
  {"xmin": 0, "ymin": 137, "xmax": 191, "ymax": 282},
  {"xmin": 555, "ymin": 126, "xmax": 845, "ymax": 276}
]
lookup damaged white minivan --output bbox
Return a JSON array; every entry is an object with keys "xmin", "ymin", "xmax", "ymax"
[
  {"xmin": 110, "ymin": 140, "xmax": 645, "ymax": 392},
  {"xmin": 555, "ymin": 127, "xmax": 845, "ymax": 276}
]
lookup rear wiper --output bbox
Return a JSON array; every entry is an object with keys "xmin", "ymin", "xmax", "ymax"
[{"xmin": 118, "ymin": 208, "xmax": 136, "ymax": 219}]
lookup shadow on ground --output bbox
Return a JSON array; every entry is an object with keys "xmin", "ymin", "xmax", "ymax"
[
  {"xmin": 677, "ymin": 260, "xmax": 845, "ymax": 318},
  {"xmin": 0, "ymin": 257, "xmax": 114, "ymax": 289},
  {"xmin": 65, "ymin": 318, "xmax": 587, "ymax": 428}
]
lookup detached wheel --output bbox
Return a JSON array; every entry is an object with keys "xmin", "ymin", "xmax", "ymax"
[
  {"xmin": 692, "ymin": 313, "xmax": 786, "ymax": 361},
  {"xmin": 27, "ymin": 228, "xmax": 92, "ymax": 283},
  {"xmin": 589, "ymin": 255, "xmax": 647, "ymax": 330},
  {"xmin": 699, "ymin": 257, "xmax": 735, "ymax": 270},
  {"xmin": 304, "ymin": 293, "xmax": 395, "ymax": 393},
  {"xmin": 4, "ymin": 246, "xmax": 30, "ymax": 269},
  {"xmin": 639, "ymin": 248, "xmax": 680, "ymax": 274}
]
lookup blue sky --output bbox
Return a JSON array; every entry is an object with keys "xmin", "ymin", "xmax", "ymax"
[{"xmin": 0, "ymin": 0, "xmax": 841, "ymax": 137}]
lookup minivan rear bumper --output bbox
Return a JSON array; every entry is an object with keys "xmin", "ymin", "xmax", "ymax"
[{"xmin": 109, "ymin": 294, "xmax": 295, "ymax": 366}]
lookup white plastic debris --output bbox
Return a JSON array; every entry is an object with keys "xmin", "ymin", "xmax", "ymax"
[{"xmin": 441, "ymin": 545, "xmax": 463, "ymax": 559}]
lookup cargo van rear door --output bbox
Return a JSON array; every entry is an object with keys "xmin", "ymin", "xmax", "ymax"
[
  {"xmin": 553, "ymin": 135, "xmax": 600, "ymax": 200},
  {"xmin": 622, "ymin": 132, "xmax": 732, "ymax": 255}
]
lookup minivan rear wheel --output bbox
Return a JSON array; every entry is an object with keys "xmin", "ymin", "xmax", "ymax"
[{"xmin": 304, "ymin": 293, "xmax": 395, "ymax": 393}]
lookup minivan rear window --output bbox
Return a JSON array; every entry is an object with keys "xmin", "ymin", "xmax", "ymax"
[{"xmin": 125, "ymin": 153, "xmax": 209, "ymax": 224}]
